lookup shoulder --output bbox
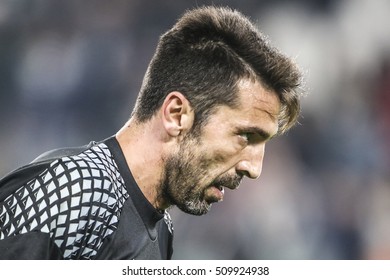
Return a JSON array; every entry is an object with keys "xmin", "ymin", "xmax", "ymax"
[
  {"xmin": 38, "ymin": 142, "xmax": 129, "ymax": 207},
  {"xmin": 0, "ymin": 141, "xmax": 130, "ymax": 259},
  {"xmin": 0, "ymin": 141, "xmax": 95, "ymax": 200}
]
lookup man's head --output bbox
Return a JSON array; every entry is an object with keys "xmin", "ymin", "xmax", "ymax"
[
  {"xmin": 132, "ymin": 6, "xmax": 302, "ymax": 135},
  {"xmin": 127, "ymin": 6, "xmax": 303, "ymax": 215},
  {"xmin": 159, "ymin": 79, "xmax": 281, "ymax": 215}
]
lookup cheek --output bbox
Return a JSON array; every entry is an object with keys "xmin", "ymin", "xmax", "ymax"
[
  {"xmin": 206, "ymin": 146, "xmax": 240, "ymax": 168},
  {"xmin": 190, "ymin": 136, "xmax": 241, "ymax": 175}
]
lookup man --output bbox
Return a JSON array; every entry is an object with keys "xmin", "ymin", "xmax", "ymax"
[{"xmin": 0, "ymin": 6, "xmax": 302, "ymax": 259}]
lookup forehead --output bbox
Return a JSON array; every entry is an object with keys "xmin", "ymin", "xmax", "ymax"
[
  {"xmin": 233, "ymin": 79, "xmax": 280, "ymax": 133},
  {"xmin": 206, "ymin": 79, "xmax": 280, "ymax": 136},
  {"xmin": 236, "ymin": 79, "xmax": 280, "ymax": 120}
]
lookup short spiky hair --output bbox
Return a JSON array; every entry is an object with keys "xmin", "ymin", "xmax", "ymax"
[{"xmin": 132, "ymin": 6, "xmax": 303, "ymax": 134}]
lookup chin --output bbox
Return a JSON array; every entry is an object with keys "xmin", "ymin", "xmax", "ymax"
[{"xmin": 178, "ymin": 201, "xmax": 211, "ymax": 216}]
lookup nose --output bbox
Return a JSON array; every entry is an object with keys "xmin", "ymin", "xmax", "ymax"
[{"xmin": 235, "ymin": 144, "xmax": 265, "ymax": 179}]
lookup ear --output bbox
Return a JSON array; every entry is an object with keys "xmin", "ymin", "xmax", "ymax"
[{"xmin": 161, "ymin": 91, "xmax": 194, "ymax": 137}]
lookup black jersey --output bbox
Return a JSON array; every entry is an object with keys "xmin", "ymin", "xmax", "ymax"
[{"xmin": 0, "ymin": 136, "xmax": 173, "ymax": 259}]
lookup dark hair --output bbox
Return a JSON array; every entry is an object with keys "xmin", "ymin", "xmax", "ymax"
[{"xmin": 132, "ymin": 6, "xmax": 303, "ymax": 134}]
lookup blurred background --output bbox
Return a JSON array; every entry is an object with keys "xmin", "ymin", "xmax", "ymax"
[{"xmin": 0, "ymin": 0, "xmax": 389, "ymax": 259}]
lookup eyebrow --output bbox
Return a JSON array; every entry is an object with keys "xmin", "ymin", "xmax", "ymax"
[{"xmin": 238, "ymin": 126, "xmax": 276, "ymax": 141}]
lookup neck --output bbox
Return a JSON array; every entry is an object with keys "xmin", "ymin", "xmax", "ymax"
[{"xmin": 116, "ymin": 118, "xmax": 169, "ymax": 210}]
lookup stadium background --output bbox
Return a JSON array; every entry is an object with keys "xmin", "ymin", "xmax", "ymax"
[{"xmin": 0, "ymin": 0, "xmax": 389, "ymax": 259}]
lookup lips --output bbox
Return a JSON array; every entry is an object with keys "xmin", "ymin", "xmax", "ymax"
[
  {"xmin": 204, "ymin": 175, "xmax": 242, "ymax": 204},
  {"xmin": 216, "ymin": 185, "xmax": 224, "ymax": 193},
  {"xmin": 204, "ymin": 185, "xmax": 224, "ymax": 203}
]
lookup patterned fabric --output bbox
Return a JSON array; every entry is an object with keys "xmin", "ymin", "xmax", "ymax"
[
  {"xmin": 0, "ymin": 143, "xmax": 129, "ymax": 259},
  {"xmin": 163, "ymin": 212, "xmax": 173, "ymax": 235}
]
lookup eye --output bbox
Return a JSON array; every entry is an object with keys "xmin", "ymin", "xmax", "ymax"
[
  {"xmin": 236, "ymin": 127, "xmax": 272, "ymax": 146},
  {"xmin": 238, "ymin": 132, "xmax": 252, "ymax": 144},
  {"xmin": 238, "ymin": 130, "xmax": 269, "ymax": 145},
  {"xmin": 240, "ymin": 133, "xmax": 250, "ymax": 141}
]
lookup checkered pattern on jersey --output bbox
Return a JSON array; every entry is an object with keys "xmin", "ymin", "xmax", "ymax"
[
  {"xmin": 164, "ymin": 212, "xmax": 173, "ymax": 235},
  {"xmin": 0, "ymin": 143, "xmax": 129, "ymax": 259}
]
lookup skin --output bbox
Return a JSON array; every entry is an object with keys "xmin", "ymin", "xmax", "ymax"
[{"xmin": 116, "ymin": 78, "xmax": 280, "ymax": 215}]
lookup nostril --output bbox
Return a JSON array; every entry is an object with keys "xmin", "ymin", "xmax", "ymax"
[{"xmin": 237, "ymin": 169, "xmax": 251, "ymax": 179}]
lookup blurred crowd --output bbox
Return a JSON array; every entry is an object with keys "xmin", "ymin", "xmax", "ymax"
[{"xmin": 0, "ymin": 0, "xmax": 389, "ymax": 259}]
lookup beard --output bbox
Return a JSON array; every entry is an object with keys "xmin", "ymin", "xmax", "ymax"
[{"xmin": 159, "ymin": 135, "xmax": 242, "ymax": 216}]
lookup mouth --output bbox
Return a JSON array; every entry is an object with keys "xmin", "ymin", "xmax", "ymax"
[
  {"xmin": 204, "ymin": 175, "xmax": 242, "ymax": 204},
  {"xmin": 215, "ymin": 174, "xmax": 242, "ymax": 191},
  {"xmin": 216, "ymin": 184, "xmax": 225, "ymax": 193},
  {"xmin": 204, "ymin": 184, "xmax": 225, "ymax": 203}
]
